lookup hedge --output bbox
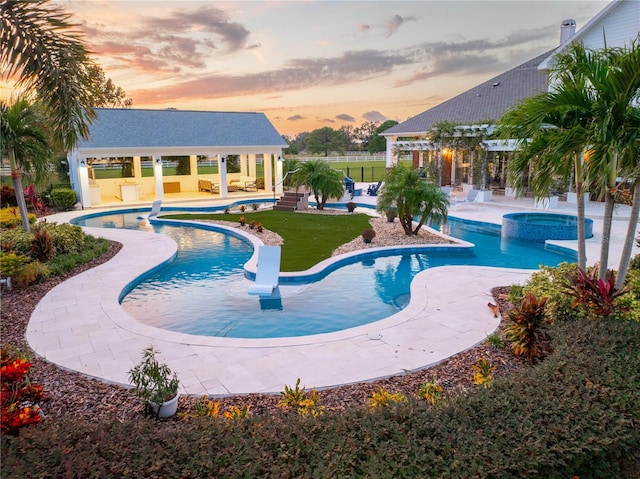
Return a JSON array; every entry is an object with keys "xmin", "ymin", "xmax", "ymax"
[{"xmin": 2, "ymin": 319, "xmax": 639, "ymax": 478}]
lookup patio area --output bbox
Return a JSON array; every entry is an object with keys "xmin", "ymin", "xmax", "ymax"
[{"xmin": 25, "ymin": 186, "xmax": 637, "ymax": 396}]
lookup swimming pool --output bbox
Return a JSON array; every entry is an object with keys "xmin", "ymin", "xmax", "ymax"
[{"xmin": 73, "ymin": 209, "xmax": 575, "ymax": 339}]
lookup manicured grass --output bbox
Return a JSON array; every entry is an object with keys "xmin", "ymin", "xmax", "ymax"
[{"xmin": 162, "ymin": 210, "xmax": 372, "ymax": 271}]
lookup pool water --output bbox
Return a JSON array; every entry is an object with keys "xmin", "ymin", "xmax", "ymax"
[{"xmin": 74, "ymin": 212, "xmax": 575, "ymax": 338}]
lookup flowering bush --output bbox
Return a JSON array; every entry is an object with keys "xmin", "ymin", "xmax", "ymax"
[{"xmin": 1, "ymin": 344, "xmax": 45, "ymax": 435}]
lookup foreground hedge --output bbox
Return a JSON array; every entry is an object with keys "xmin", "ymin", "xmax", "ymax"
[{"xmin": 3, "ymin": 319, "xmax": 639, "ymax": 478}]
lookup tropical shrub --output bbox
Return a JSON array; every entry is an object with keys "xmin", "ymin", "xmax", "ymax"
[
  {"xmin": 30, "ymin": 225, "xmax": 56, "ymax": 262},
  {"xmin": 416, "ymin": 379, "xmax": 445, "ymax": 406},
  {"xmin": 1, "ymin": 345, "xmax": 45, "ymax": 436},
  {"xmin": 42, "ymin": 223, "xmax": 87, "ymax": 255},
  {"xmin": 522, "ymin": 262, "xmax": 586, "ymax": 321},
  {"xmin": 0, "ymin": 207, "xmax": 36, "ymax": 229},
  {"xmin": 472, "ymin": 357, "xmax": 495, "ymax": 388},
  {"xmin": 0, "ymin": 185, "xmax": 17, "ymax": 206},
  {"xmin": 0, "ymin": 252, "xmax": 30, "ymax": 278},
  {"xmin": 564, "ymin": 267, "xmax": 628, "ymax": 319},
  {"xmin": 49, "ymin": 188, "xmax": 78, "ymax": 210},
  {"xmin": 505, "ymin": 292, "xmax": 551, "ymax": 360},
  {"xmin": 614, "ymin": 268, "xmax": 640, "ymax": 322},
  {"xmin": 0, "ymin": 227, "xmax": 32, "ymax": 255},
  {"xmin": 368, "ymin": 387, "xmax": 407, "ymax": 411},
  {"xmin": 14, "ymin": 260, "xmax": 50, "ymax": 287},
  {"xmin": 277, "ymin": 378, "xmax": 324, "ymax": 417}
]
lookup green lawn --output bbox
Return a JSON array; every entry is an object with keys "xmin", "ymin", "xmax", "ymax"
[{"xmin": 162, "ymin": 210, "xmax": 373, "ymax": 271}]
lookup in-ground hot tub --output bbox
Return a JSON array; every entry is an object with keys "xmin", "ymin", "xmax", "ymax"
[{"xmin": 502, "ymin": 212, "xmax": 594, "ymax": 243}]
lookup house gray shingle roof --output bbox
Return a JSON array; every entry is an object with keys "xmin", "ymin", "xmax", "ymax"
[
  {"xmin": 78, "ymin": 108, "xmax": 288, "ymax": 150},
  {"xmin": 384, "ymin": 50, "xmax": 552, "ymax": 136}
]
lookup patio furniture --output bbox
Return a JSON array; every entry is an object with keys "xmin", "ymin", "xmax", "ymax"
[
  {"xmin": 230, "ymin": 176, "xmax": 257, "ymax": 191},
  {"xmin": 248, "ymin": 246, "xmax": 281, "ymax": 296},
  {"xmin": 198, "ymin": 178, "xmax": 218, "ymax": 193},
  {"xmin": 367, "ymin": 181, "xmax": 382, "ymax": 196},
  {"xmin": 451, "ymin": 189, "xmax": 479, "ymax": 209}
]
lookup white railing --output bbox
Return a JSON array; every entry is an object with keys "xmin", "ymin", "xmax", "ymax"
[{"xmin": 292, "ymin": 155, "xmax": 386, "ymax": 162}]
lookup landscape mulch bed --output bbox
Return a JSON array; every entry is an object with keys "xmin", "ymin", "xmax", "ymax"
[{"xmin": 1, "ymin": 241, "xmax": 529, "ymax": 422}]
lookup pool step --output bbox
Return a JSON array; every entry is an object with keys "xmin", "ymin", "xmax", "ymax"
[{"xmin": 273, "ymin": 190, "xmax": 308, "ymax": 211}]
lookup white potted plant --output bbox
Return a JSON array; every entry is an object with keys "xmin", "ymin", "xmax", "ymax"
[{"xmin": 128, "ymin": 346, "xmax": 180, "ymax": 418}]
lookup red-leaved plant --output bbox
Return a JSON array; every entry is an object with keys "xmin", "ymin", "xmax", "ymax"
[
  {"xmin": 1, "ymin": 345, "xmax": 45, "ymax": 435},
  {"xmin": 564, "ymin": 267, "xmax": 628, "ymax": 319}
]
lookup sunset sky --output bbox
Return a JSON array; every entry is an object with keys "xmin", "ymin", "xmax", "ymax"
[{"xmin": 10, "ymin": 1, "xmax": 610, "ymax": 136}]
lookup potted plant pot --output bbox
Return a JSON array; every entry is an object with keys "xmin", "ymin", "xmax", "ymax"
[
  {"xmin": 128, "ymin": 346, "xmax": 180, "ymax": 418},
  {"xmin": 150, "ymin": 392, "xmax": 180, "ymax": 418}
]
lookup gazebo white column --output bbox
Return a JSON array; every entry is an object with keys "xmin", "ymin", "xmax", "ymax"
[
  {"xmin": 219, "ymin": 154, "xmax": 229, "ymax": 198},
  {"xmin": 385, "ymin": 136, "xmax": 396, "ymax": 167},
  {"xmin": 77, "ymin": 156, "xmax": 91, "ymax": 209},
  {"xmin": 248, "ymin": 154, "xmax": 257, "ymax": 178},
  {"xmin": 240, "ymin": 154, "xmax": 248, "ymax": 176},
  {"xmin": 264, "ymin": 153, "xmax": 273, "ymax": 193},
  {"xmin": 275, "ymin": 156, "xmax": 283, "ymax": 195},
  {"xmin": 153, "ymin": 156, "xmax": 164, "ymax": 201}
]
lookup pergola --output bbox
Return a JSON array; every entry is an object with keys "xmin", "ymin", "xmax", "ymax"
[{"xmin": 68, "ymin": 108, "xmax": 288, "ymax": 208}]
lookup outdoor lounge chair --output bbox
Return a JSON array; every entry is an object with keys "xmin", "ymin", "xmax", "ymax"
[
  {"xmin": 451, "ymin": 189, "xmax": 479, "ymax": 209},
  {"xmin": 367, "ymin": 181, "xmax": 382, "ymax": 196},
  {"xmin": 248, "ymin": 246, "xmax": 281, "ymax": 296}
]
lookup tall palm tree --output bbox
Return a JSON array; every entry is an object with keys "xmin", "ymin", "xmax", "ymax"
[
  {"xmin": 1, "ymin": 98, "xmax": 51, "ymax": 232},
  {"xmin": 290, "ymin": 160, "xmax": 345, "ymax": 210},
  {"xmin": 1, "ymin": 0, "xmax": 97, "ymax": 151},
  {"xmin": 569, "ymin": 40, "xmax": 640, "ymax": 284},
  {"xmin": 376, "ymin": 166, "xmax": 449, "ymax": 236},
  {"xmin": 498, "ymin": 40, "xmax": 640, "ymax": 283},
  {"xmin": 498, "ymin": 84, "xmax": 593, "ymax": 270}
]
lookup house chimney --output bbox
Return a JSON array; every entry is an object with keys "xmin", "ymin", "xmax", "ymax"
[{"xmin": 560, "ymin": 19, "xmax": 576, "ymax": 44}]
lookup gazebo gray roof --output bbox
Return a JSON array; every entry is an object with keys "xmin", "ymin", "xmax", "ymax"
[
  {"xmin": 384, "ymin": 50, "xmax": 552, "ymax": 137},
  {"xmin": 77, "ymin": 108, "xmax": 288, "ymax": 151}
]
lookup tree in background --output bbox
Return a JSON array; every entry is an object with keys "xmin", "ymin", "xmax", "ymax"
[
  {"xmin": 354, "ymin": 121, "xmax": 380, "ymax": 152},
  {"xmin": 306, "ymin": 127, "xmax": 345, "ymax": 156},
  {"xmin": 291, "ymin": 160, "xmax": 344, "ymax": 210},
  {"xmin": 376, "ymin": 165, "xmax": 449, "ymax": 236},
  {"xmin": 87, "ymin": 64, "xmax": 133, "ymax": 108},
  {"xmin": 338, "ymin": 125, "xmax": 356, "ymax": 152},
  {"xmin": 1, "ymin": 98, "xmax": 52, "ymax": 232},
  {"xmin": 368, "ymin": 120, "xmax": 398, "ymax": 154}
]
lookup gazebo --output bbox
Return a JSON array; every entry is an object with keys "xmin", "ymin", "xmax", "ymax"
[{"xmin": 67, "ymin": 108, "xmax": 288, "ymax": 208}]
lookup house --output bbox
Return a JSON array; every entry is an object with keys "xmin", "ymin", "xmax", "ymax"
[
  {"xmin": 67, "ymin": 108, "xmax": 288, "ymax": 208},
  {"xmin": 382, "ymin": 0, "xmax": 640, "ymax": 191}
]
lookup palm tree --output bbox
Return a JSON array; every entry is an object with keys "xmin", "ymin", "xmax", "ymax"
[
  {"xmin": 1, "ymin": 0, "xmax": 97, "ymax": 150},
  {"xmin": 497, "ymin": 83, "xmax": 593, "ymax": 270},
  {"xmin": 376, "ymin": 166, "xmax": 449, "ymax": 236},
  {"xmin": 290, "ymin": 160, "xmax": 344, "ymax": 210},
  {"xmin": 1, "ymin": 98, "xmax": 51, "ymax": 232},
  {"xmin": 567, "ymin": 40, "xmax": 640, "ymax": 284},
  {"xmin": 498, "ymin": 40, "xmax": 640, "ymax": 284}
]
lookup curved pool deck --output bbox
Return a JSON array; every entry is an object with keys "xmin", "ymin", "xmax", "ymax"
[{"xmin": 25, "ymin": 194, "xmax": 635, "ymax": 396}]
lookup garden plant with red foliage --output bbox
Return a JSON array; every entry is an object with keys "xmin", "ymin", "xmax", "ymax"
[{"xmin": 1, "ymin": 345, "xmax": 45, "ymax": 436}]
